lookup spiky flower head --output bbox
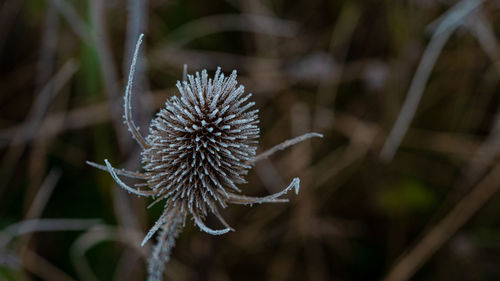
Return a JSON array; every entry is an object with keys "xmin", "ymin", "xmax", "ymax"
[
  {"xmin": 88, "ymin": 34, "xmax": 323, "ymax": 281},
  {"xmin": 142, "ymin": 68, "xmax": 259, "ymax": 221}
]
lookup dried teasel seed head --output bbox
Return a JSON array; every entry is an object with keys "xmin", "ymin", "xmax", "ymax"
[
  {"xmin": 88, "ymin": 34, "xmax": 323, "ymax": 281},
  {"xmin": 141, "ymin": 68, "xmax": 259, "ymax": 218}
]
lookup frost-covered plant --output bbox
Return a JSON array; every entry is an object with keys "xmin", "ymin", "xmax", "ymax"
[{"xmin": 87, "ymin": 34, "xmax": 322, "ymax": 281}]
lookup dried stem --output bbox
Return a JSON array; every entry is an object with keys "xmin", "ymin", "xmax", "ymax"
[
  {"xmin": 379, "ymin": 0, "xmax": 482, "ymax": 162},
  {"xmin": 379, "ymin": 28, "xmax": 453, "ymax": 162},
  {"xmin": 147, "ymin": 208, "xmax": 185, "ymax": 281}
]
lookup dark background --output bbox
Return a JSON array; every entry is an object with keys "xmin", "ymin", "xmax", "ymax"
[{"xmin": 2, "ymin": 0, "xmax": 500, "ymax": 280}]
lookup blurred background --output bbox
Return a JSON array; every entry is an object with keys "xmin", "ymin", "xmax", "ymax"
[{"xmin": 2, "ymin": 0, "xmax": 500, "ymax": 280}]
